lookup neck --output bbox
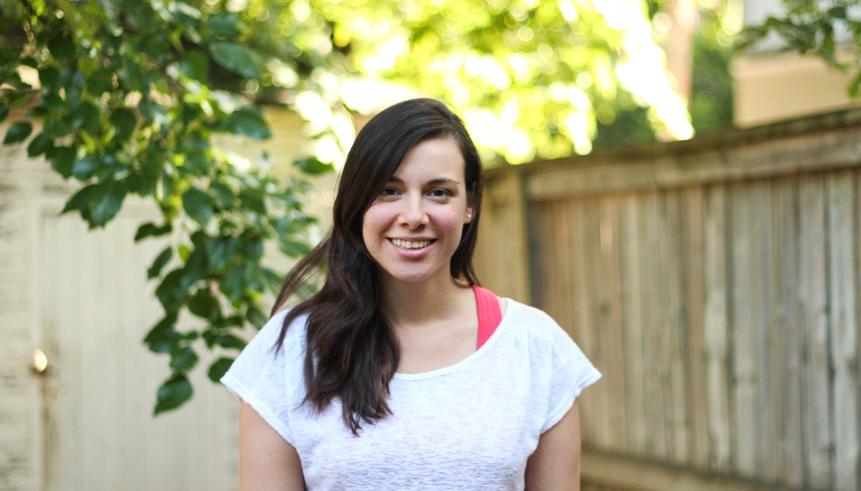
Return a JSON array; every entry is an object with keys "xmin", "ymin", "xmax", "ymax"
[{"xmin": 378, "ymin": 272, "xmax": 470, "ymax": 328}]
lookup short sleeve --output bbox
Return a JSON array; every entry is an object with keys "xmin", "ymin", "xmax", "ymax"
[
  {"xmin": 541, "ymin": 323, "xmax": 602, "ymax": 433},
  {"xmin": 220, "ymin": 309, "xmax": 304, "ymax": 445}
]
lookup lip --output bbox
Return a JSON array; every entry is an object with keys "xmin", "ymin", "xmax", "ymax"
[{"xmin": 387, "ymin": 238, "xmax": 436, "ymax": 258}]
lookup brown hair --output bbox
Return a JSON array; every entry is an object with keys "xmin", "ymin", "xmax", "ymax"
[{"xmin": 270, "ymin": 98, "xmax": 483, "ymax": 434}]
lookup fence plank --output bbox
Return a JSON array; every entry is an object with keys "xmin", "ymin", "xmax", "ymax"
[
  {"xmin": 582, "ymin": 199, "xmax": 611, "ymax": 448},
  {"xmin": 570, "ymin": 200, "xmax": 599, "ymax": 444},
  {"xmin": 730, "ymin": 181, "xmax": 761, "ymax": 477},
  {"xmin": 656, "ymin": 191, "xmax": 689, "ymax": 464},
  {"xmin": 702, "ymin": 185, "xmax": 732, "ymax": 472},
  {"xmin": 598, "ymin": 198, "xmax": 627, "ymax": 451},
  {"xmin": 826, "ymin": 171, "xmax": 860, "ymax": 491},
  {"xmin": 772, "ymin": 176, "xmax": 804, "ymax": 488},
  {"xmin": 753, "ymin": 180, "xmax": 779, "ymax": 482},
  {"xmin": 639, "ymin": 192, "xmax": 667, "ymax": 458},
  {"xmin": 681, "ymin": 187, "xmax": 709, "ymax": 468},
  {"xmin": 798, "ymin": 176, "xmax": 833, "ymax": 489},
  {"xmin": 621, "ymin": 195, "xmax": 647, "ymax": 455}
]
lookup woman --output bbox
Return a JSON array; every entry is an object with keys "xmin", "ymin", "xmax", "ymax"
[{"xmin": 221, "ymin": 98, "xmax": 601, "ymax": 490}]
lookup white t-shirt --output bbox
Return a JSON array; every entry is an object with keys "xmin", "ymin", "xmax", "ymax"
[{"xmin": 221, "ymin": 298, "xmax": 601, "ymax": 490}]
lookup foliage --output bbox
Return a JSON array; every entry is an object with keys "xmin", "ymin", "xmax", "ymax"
[
  {"xmin": 689, "ymin": 3, "xmax": 735, "ymax": 135},
  {"xmin": 594, "ymin": 0, "xmax": 737, "ymax": 148},
  {"xmin": 265, "ymin": 0, "xmax": 695, "ymax": 162},
  {"xmin": 740, "ymin": 0, "xmax": 861, "ymax": 97},
  {"xmin": 0, "ymin": 0, "xmax": 323, "ymax": 415},
  {"xmin": 0, "ymin": 0, "xmax": 698, "ymax": 413}
]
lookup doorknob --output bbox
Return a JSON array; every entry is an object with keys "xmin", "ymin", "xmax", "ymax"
[{"xmin": 32, "ymin": 348, "xmax": 48, "ymax": 375}]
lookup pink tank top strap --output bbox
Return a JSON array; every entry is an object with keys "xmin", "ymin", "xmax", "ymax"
[{"xmin": 473, "ymin": 285, "xmax": 502, "ymax": 349}]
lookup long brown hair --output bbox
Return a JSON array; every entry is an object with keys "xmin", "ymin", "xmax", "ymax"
[{"xmin": 270, "ymin": 98, "xmax": 484, "ymax": 434}]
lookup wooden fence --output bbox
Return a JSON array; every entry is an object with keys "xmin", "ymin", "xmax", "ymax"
[{"xmin": 475, "ymin": 109, "xmax": 861, "ymax": 491}]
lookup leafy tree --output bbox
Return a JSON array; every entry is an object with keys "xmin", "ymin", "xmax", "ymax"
[
  {"xmin": 0, "ymin": 0, "xmax": 327, "ymax": 414},
  {"xmin": 1, "ymin": 0, "xmax": 696, "ymax": 413},
  {"xmin": 740, "ymin": 0, "xmax": 861, "ymax": 97}
]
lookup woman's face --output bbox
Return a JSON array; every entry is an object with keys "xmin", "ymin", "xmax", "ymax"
[{"xmin": 362, "ymin": 136, "xmax": 473, "ymax": 285}]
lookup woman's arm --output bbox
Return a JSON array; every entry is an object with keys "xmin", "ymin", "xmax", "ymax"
[
  {"xmin": 524, "ymin": 401, "xmax": 582, "ymax": 491},
  {"xmin": 239, "ymin": 400, "xmax": 305, "ymax": 490}
]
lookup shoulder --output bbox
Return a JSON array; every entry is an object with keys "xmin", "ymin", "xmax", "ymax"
[
  {"xmin": 499, "ymin": 299, "xmax": 585, "ymax": 365},
  {"xmin": 250, "ymin": 308, "xmax": 308, "ymax": 354},
  {"xmin": 222, "ymin": 308, "xmax": 308, "ymax": 386},
  {"xmin": 502, "ymin": 299, "xmax": 569, "ymax": 343}
]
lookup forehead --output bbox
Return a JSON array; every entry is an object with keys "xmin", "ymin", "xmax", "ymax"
[{"xmin": 391, "ymin": 136, "xmax": 465, "ymax": 181}]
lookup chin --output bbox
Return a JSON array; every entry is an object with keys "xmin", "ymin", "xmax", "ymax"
[{"xmin": 382, "ymin": 267, "xmax": 446, "ymax": 285}]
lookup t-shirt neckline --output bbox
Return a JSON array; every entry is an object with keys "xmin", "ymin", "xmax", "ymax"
[{"xmin": 392, "ymin": 297, "xmax": 515, "ymax": 381}]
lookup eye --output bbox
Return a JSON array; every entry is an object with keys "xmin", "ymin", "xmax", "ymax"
[
  {"xmin": 429, "ymin": 188, "xmax": 453, "ymax": 198},
  {"xmin": 380, "ymin": 187, "xmax": 400, "ymax": 196}
]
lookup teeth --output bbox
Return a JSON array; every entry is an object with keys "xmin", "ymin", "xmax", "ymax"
[{"xmin": 392, "ymin": 239, "xmax": 432, "ymax": 249}]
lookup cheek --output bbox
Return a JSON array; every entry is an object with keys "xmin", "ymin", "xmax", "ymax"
[
  {"xmin": 434, "ymin": 209, "xmax": 467, "ymax": 239},
  {"xmin": 361, "ymin": 206, "xmax": 389, "ymax": 243}
]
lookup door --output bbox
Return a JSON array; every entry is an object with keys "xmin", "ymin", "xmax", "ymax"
[{"xmin": 38, "ymin": 202, "xmax": 238, "ymax": 491}]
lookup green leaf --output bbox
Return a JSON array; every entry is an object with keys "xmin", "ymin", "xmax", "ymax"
[
  {"xmin": 279, "ymin": 237, "xmax": 311, "ymax": 257},
  {"xmin": 73, "ymin": 101, "xmax": 101, "ymax": 135},
  {"xmin": 135, "ymin": 222, "xmax": 172, "ymax": 242},
  {"xmin": 208, "ymin": 12, "xmax": 240, "ymax": 39},
  {"xmin": 156, "ymin": 269, "xmax": 187, "ymax": 310},
  {"xmin": 139, "ymin": 100, "xmax": 164, "ymax": 122},
  {"xmin": 293, "ymin": 156, "xmax": 334, "ymax": 175},
  {"xmin": 38, "ymin": 67, "xmax": 60, "ymax": 92},
  {"xmin": 0, "ymin": 103, "xmax": 7, "ymax": 123},
  {"xmin": 183, "ymin": 187, "xmax": 214, "ymax": 226},
  {"xmin": 47, "ymin": 146, "xmax": 77, "ymax": 178},
  {"xmin": 244, "ymin": 237, "xmax": 264, "ymax": 261},
  {"xmin": 827, "ymin": 6, "xmax": 847, "ymax": 20},
  {"xmin": 87, "ymin": 69, "xmax": 115, "ymax": 95},
  {"xmin": 47, "ymin": 33, "xmax": 74, "ymax": 60},
  {"xmin": 110, "ymin": 108, "xmax": 137, "ymax": 143},
  {"xmin": 88, "ymin": 179, "xmax": 127, "ymax": 227},
  {"xmin": 188, "ymin": 287, "xmax": 220, "ymax": 320},
  {"xmin": 148, "ymin": 246, "xmax": 173, "ymax": 278},
  {"xmin": 216, "ymin": 333, "xmax": 246, "ymax": 350},
  {"xmin": 143, "ymin": 313, "xmax": 179, "ymax": 353},
  {"xmin": 209, "ymin": 182, "xmax": 233, "ymax": 210},
  {"xmin": 209, "ymin": 42, "xmax": 261, "ymax": 79},
  {"xmin": 26, "ymin": 132, "xmax": 53, "ymax": 157},
  {"xmin": 239, "ymin": 187, "xmax": 266, "ymax": 214},
  {"xmin": 61, "ymin": 184, "xmax": 98, "ymax": 215},
  {"xmin": 207, "ymin": 357, "xmax": 234, "ymax": 383},
  {"xmin": 228, "ymin": 107, "xmax": 271, "ymax": 139},
  {"xmin": 220, "ymin": 265, "xmax": 246, "ymax": 302},
  {"xmin": 246, "ymin": 304, "xmax": 268, "ymax": 327},
  {"xmin": 170, "ymin": 346, "xmax": 199, "ymax": 372},
  {"xmin": 154, "ymin": 374, "xmax": 193, "ymax": 414},
  {"xmin": 3, "ymin": 121, "xmax": 32, "ymax": 144},
  {"xmin": 848, "ymin": 70, "xmax": 861, "ymax": 98},
  {"xmin": 206, "ymin": 236, "xmax": 237, "ymax": 271},
  {"xmin": 181, "ymin": 247, "xmax": 209, "ymax": 291},
  {"xmin": 72, "ymin": 156, "xmax": 100, "ymax": 180},
  {"xmin": 179, "ymin": 49, "xmax": 209, "ymax": 82}
]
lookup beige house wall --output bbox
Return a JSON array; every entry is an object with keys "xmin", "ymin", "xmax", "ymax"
[{"xmin": 732, "ymin": 51, "xmax": 859, "ymax": 128}]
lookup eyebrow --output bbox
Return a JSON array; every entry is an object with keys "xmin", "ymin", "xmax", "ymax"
[{"xmin": 387, "ymin": 177, "xmax": 462, "ymax": 186}]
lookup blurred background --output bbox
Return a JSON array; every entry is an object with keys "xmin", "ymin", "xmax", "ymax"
[{"xmin": 1, "ymin": 0, "xmax": 859, "ymax": 490}]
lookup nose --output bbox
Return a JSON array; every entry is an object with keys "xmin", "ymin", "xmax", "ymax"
[{"xmin": 398, "ymin": 195, "xmax": 428, "ymax": 229}]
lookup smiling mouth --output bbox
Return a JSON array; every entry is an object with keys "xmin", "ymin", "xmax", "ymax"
[{"xmin": 389, "ymin": 238, "xmax": 436, "ymax": 249}]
